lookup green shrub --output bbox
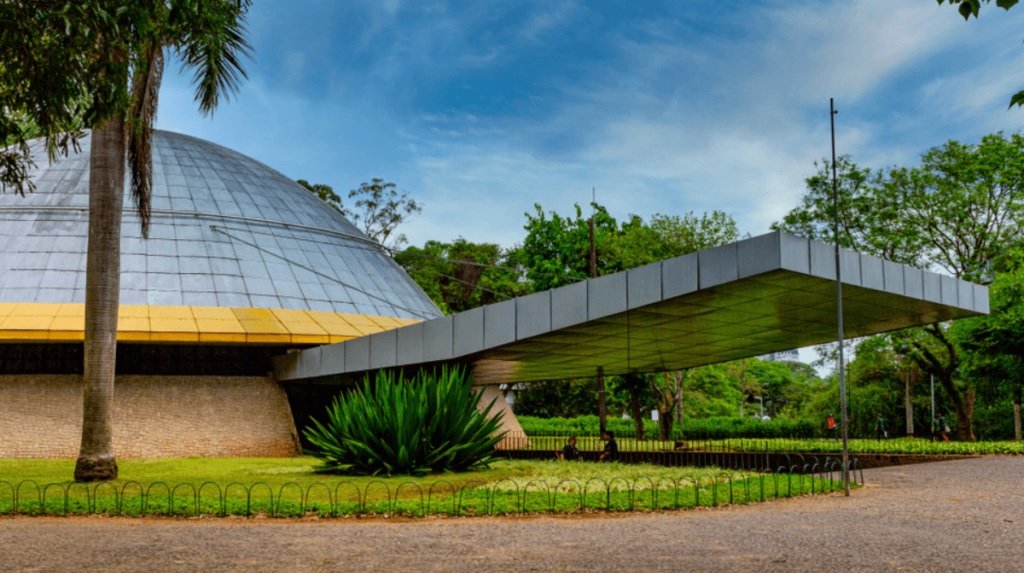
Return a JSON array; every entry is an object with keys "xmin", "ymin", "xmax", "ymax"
[
  {"xmin": 517, "ymin": 415, "xmax": 818, "ymax": 440},
  {"xmin": 304, "ymin": 366, "xmax": 506, "ymax": 476},
  {"xmin": 972, "ymin": 400, "xmax": 1015, "ymax": 441}
]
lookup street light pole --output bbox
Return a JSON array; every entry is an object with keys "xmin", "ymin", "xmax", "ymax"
[
  {"xmin": 830, "ymin": 97, "xmax": 851, "ymax": 496},
  {"xmin": 590, "ymin": 188, "xmax": 607, "ymax": 434}
]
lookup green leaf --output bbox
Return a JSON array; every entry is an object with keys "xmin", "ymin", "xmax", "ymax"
[
  {"xmin": 1009, "ymin": 89, "xmax": 1024, "ymax": 108},
  {"xmin": 959, "ymin": 0, "xmax": 979, "ymax": 19}
]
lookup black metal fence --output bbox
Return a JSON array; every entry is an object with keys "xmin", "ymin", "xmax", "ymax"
[
  {"xmin": 0, "ymin": 464, "xmax": 862, "ymax": 518},
  {"xmin": 499, "ymin": 434, "xmax": 870, "ymax": 473}
]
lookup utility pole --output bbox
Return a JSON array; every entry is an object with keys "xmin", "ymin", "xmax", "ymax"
[
  {"xmin": 831, "ymin": 98, "xmax": 851, "ymax": 496},
  {"xmin": 930, "ymin": 374, "xmax": 935, "ymax": 423},
  {"xmin": 589, "ymin": 187, "xmax": 598, "ymax": 279},
  {"xmin": 590, "ymin": 187, "xmax": 606, "ymax": 434}
]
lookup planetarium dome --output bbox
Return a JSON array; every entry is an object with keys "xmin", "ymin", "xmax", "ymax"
[{"xmin": 0, "ymin": 130, "xmax": 441, "ymax": 326}]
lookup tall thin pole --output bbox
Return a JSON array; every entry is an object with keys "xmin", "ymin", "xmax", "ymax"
[
  {"xmin": 590, "ymin": 187, "xmax": 606, "ymax": 434},
  {"xmin": 831, "ymin": 97, "xmax": 851, "ymax": 496},
  {"xmin": 589, "ymin": 187, "xmax": 598, "ymax": 279},
  {"xmin": 931, "ymin": 374, "xmax": 935, "ymax": 423}
]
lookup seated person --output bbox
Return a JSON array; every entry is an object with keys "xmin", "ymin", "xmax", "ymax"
[
  {"xmin": 598, "ymin": 431, "xmax": 618, "ymax": 462},
  {"xmin": 559, "ymin": 435, "xmax": 580, "ymax": 461}
]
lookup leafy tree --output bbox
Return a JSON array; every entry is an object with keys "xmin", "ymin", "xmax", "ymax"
[
  {"xmin": 519, "ymin": 203, "xmax": 738, "ymax": 290},
  {"xmin": 937, "ymin": 0, "xmax": 1024, "ymax": 107},
  {"xmin": 298, "ymin": 178, "xmax": 420, "ymax": 249},
  {"xmin": 746, "ymin": 360, "xmax": 805, "ymax": 418},
  {"xmin": 774, "ymin": 133, "xmax": 1024, "ymax": 440},
  {"xmin": 725, "ymin": 359, "xmax": 764, "ymax": 418},
  {"xmin": 956, "ymin": 263, "xmax": 1024, "ymax": 439},
  {"xmin": 346, "ymin": 178, "xmax": 421, "ymax": 250},
  {"xmin": 297, "ymin": 179, "xmax": 344, "ymax": 213},
  {"xmin": 848, "ymin": 337, "xmax": 918, "ymax": 436},
  {"xmin": 680, "ymin": 365, "xmax": 745, "ymax": 418},
  {"xmin": 650, "ymin": 371, "xmax": 685, "ymax": 440},
  {"xmin": 0, "ymin": 1, "xmax": 252, "ymax": 480},
  {"xmin": 774, "ymin": 156, "xmax": 924, "ymax": 264},
  {"xmin": 611, "ymin": 373, "xmax": 656, "ymax": 440},
  {"xmin": 394, "ymin": 239, "xmax": 527, "ymax": 314},
  {"xmin": 648, "ymin": 211, "xmax": 740, "ymax": 255},
  {"xmin": 512, "ymin": 379, "xmax": 600, "ymax": 418},
  {"xmin": 518, "ymin": 203, "xmax": 616, "ymax": 290}
]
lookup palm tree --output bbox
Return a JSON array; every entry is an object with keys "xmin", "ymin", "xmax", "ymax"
[
  {"xmin": 76, "ymin": 1, "xmax": 253, "ymax": 482},
  {"xmin": 0, "ymin": 2, "xmax": 253, "ymax": 481}
]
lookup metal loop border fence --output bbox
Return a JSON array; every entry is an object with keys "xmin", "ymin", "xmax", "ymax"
[{"xmin": 0, "ymin": 458, "xmax": 863, "ymax": 518}]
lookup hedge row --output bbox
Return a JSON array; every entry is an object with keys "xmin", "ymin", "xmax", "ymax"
[{"xmin": 517, "ymin": 415, "xmax": 820, "ymax": 440}]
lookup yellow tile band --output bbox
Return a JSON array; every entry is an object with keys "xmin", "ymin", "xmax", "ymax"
[{"xmin": 0, "ymin": 303, "xmax": 420, "ymax": 345}]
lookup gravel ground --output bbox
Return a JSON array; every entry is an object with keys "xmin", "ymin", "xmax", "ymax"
[{"xmin": 1, "ymin": 456, "xmax": 1022, "ymax": 572}]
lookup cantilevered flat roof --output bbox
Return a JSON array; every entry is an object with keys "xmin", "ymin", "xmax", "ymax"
[{"xmin": 274, "ymin": 232, "xmax": 988, "ymax": 385}]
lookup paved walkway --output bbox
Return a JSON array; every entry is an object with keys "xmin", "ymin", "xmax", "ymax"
[{"xmin": 1, "ymin": 457, "xmax": 1022, "ymax": 572}]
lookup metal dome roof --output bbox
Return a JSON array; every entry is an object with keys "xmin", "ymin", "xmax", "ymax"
[{"xmin": 0, "ymin": 130, "xmax": 441, "ymax": 320}]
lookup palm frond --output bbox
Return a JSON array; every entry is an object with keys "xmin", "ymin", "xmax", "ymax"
[
  {"xmin": 171, "ymin": 0, "xmax": 253, "ymax": 115},
  {"xmin": 126, "ymin": 42, "xmax": 162, "ymax": 238}
]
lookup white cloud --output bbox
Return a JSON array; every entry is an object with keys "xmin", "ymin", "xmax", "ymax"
[
  {"xmin": 518, "ymin": 0, "xmax": 579, "ymax": 43},
  {"xmin": 386, "ymin": 1, "xmax": 1024, "ymax": 247},
  {"xmin": 156, "ymin": 0, "xmax": 1024, "ymax": 253}
]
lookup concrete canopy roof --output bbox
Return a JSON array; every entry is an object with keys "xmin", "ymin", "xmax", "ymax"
[{"xmin": 274, "ymin": 232, "xmax": 988, "ymax": 385}]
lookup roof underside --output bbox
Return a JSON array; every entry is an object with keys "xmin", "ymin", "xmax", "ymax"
[{"xmin": 274, "ymin": 232, "xmax": 988, "ymax": 385}]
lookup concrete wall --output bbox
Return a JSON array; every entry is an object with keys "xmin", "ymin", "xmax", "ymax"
[
  {"xmin": 0, "ymin": 375, "xmax": 300, "ymax": 458},
  {"xmin": 476, "ymin": 385, "xmax": 525, "ymax": 449}
]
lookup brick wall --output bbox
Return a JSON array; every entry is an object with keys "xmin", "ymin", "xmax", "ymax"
[{"xmin": 0, "ymin": 375, "xmax": 300, "ymax": 458}]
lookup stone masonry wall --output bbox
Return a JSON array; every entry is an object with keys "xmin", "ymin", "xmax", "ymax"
[{"xmin": 0, "ymin": 375, "xmax": 300, "ymax": 458}]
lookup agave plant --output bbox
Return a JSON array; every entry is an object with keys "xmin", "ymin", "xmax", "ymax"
[{"xmin": 304, "ymin": 366, "xmax": 506, "ymax": 476}]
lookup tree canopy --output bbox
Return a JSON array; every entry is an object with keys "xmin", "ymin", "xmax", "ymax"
[
  {"xmin": 519, "ymin": 203, "xmax": 738, "ymax": 290},
  {"xmin": 394, "ymin": 239, "xmax": 527, "ymax": 314}
]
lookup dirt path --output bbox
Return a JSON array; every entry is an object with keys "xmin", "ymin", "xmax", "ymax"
[{"xmin": 1, "ymin": 457, "xmax": 1022, "ymax": 572}]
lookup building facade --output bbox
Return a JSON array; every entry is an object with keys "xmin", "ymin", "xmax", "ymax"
[{"xmin": 0, "ymin": 131, "xmax": 441, "ymax": 458}]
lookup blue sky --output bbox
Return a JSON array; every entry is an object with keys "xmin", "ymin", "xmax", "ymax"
[{"xmin": 157, "ymin": 0, "xmax": 1024, "ymax": 249}]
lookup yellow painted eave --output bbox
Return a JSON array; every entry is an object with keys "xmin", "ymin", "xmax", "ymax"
[{"xmin": 0, "ymin": 302, "xmax": 420, "ymax": 345}]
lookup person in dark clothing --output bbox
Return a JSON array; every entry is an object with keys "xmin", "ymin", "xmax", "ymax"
[
  {"xmin": 559, "ymin": 436, "xmax": 580, "ymax": 461},
  {"xmin": 874, "ymin": 412, "xmax": 888, "ymax": 440},
  {"xmin": 932, "ymin": 413, "xmax": 949, "ymax": 442},
  {"xmin": 599, "ymin": 431, "xmax": 618, "ymax": 462}
]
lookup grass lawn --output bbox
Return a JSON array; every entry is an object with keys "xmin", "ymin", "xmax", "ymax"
[{"xmin": 0, "ymin": 457, "xmax": 839, "ymax": 517}]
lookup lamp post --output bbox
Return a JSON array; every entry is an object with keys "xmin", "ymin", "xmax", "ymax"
[{"xmin": 830, "ymin": 97, "xmax": 851, "ymax": 496}]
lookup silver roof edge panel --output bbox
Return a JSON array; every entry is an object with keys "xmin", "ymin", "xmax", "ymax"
[{"xmin": 737, "ymin": 232, "xmax": 782, "ymax": 279}]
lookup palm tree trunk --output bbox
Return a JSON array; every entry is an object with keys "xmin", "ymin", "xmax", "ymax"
[{"xmin": 74, "ymin": 118, "xmax": 124, "ymax": 482}]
